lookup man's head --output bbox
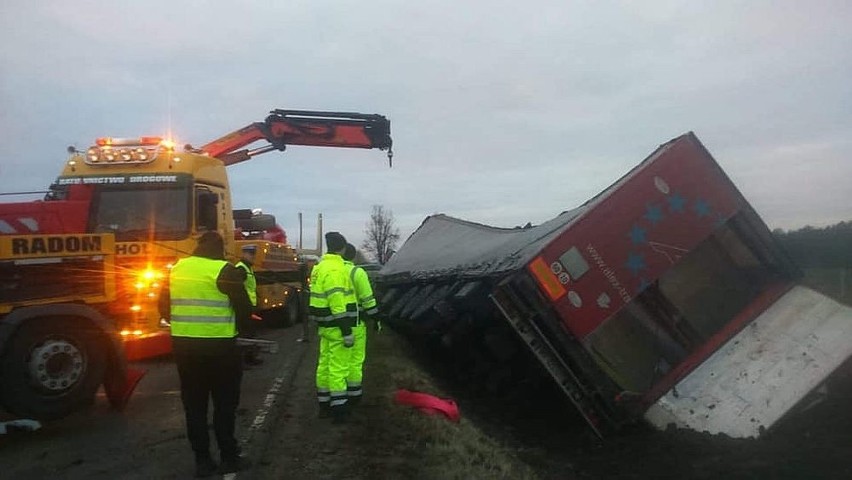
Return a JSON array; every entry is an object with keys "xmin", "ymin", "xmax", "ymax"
[
  {"xmin": 325, "ymin": 231, "xmax": 347, "ymax": 254},
  {"xmin": 342, "ymin": 243, "xmax": 356, "ymax": 261},
  {"xmin": 193, "ymin": 231, "xmax": 225, "ymax": 260}
]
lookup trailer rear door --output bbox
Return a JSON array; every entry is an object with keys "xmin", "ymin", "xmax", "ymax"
[{"xmin": 644, "ymin": 285, "xmax": 852, "ymax": 437}]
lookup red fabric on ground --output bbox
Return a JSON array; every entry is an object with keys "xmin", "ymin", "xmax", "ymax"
[{"xmin": 394, "ymin": 389, "xmax": 460, "ymax": 422}]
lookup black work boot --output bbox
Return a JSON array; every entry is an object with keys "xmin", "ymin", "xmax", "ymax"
[
  {"xmin": 331, "ymin": 404, "xmax": 350, "ymax": 425},
  {"xmin": 218, "ymin": 455, "xmax": 251, "ymax": 474},
  {"xmin": 318, "ymin": 402, "xmax": 331, "ymax": 419},
  {"xmin": 194, "ymin": 455, "xmax": 217, "ymax": 478}
]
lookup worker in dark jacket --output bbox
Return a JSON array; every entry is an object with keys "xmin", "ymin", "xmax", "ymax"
[{"xmin": 158, "ymin": 232, "xmax": 252, "ymax": 477}]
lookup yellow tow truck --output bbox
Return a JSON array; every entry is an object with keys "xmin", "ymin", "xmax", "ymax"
[{"xmin": 0, "ymin": 109, "xmax": 391, "ymax": 419}]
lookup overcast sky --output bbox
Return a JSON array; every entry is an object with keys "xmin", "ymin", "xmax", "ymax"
[{"xmin": 1, "ymin": 1, "xmax": 850, "ymax": 255}]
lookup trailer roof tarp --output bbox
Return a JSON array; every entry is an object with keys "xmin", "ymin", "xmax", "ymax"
[
  {"xmin": 379, "ymin": 208, "xmax": 586, "ymax": 282},
  {"xmin": 379, "ymin": 135, "xmax": 692, "ymax": 283}
]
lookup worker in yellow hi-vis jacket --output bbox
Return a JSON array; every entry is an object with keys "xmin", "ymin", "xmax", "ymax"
[
  {"xmin": 341, "ymin": 243, "xmax": 379, "ymax": 406},
  {"xmin": 158, "ymin": 232, "xmax": 252, "ymax": 476},
  {"xmin": 235, "ymin": 245, "xmax": 263, "ymax": 367},
  {"xmin": 308, "ymin": 232, "xmax": 358, "ymax": 423}
]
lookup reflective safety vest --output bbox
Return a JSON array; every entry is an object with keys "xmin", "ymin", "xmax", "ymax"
[
  {"xmin": 308, "ymin": 253, "xmax": 358, "ymax": 328},
  {"xmin": 343, "ymin": 260, "xmax": 378, "ymax": 317},
  {"xmin": 235, "ymin": 260, "xmax": 257, "ymax": 307},
  {"xmin": 169, "ymin": 256, "xmax": 236, "ymax": 338}
]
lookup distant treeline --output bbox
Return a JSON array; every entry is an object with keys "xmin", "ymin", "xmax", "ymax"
[{"xmin": 772, "ymin": 221, "xmax": 852, "ymax": 269}]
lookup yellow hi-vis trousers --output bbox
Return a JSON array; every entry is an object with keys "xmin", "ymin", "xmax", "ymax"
[
  {"xmin": 316, "ymin": 326, "xmax": 351, "ymax": 410},
  {"xmin": 346, "ymin": 322, "xmax": 368, "ymax": 400}
]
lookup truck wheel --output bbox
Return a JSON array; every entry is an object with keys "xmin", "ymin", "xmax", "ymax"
[{"xmin": 0, "ymin": 318, "xmax": 107, "ymax": 420}]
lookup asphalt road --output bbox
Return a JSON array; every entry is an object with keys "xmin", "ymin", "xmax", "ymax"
[{"xmin": 0, "ymin": 324, "xmax": 311, "ymax": 479}]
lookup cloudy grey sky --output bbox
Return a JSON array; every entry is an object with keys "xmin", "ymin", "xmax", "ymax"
[{"xmin": 1, "ymin": 1, "xmax": 850, "ymax": 254}]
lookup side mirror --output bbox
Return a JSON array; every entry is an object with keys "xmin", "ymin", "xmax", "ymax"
[{"xmin": 197, "ymin": 192, "xmax": 219, "ymax": 230}]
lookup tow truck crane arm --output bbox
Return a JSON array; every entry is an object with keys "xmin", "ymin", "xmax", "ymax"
[{"xmin": 198, "ymin": 109, "xmax": 393, "ymax": 167}]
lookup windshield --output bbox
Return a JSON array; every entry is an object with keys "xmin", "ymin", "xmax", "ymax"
[{"xmin": 90, "ymin": 187, "xmax": 190, "ymax": 241}]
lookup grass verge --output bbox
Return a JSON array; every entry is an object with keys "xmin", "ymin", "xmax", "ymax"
[{"xmin": 362, "ymin": 328, "xmax": 539, "ymax": 480}]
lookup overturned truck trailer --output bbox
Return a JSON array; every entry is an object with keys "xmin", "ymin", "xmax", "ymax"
[{"xmin": 377, "ymin": 132, "xmax": 852, "ymax": 438}]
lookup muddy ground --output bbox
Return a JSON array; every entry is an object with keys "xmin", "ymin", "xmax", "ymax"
[
  {"xmin": 426, "ymin": 346, "xmax": 852, "ymax": 480},
  {"xmin": 3, "ymin": 324, "xmax": 851, "ymax": 479},
  {"xmin": 256, "ymin": 325, "xmax": 852, "ymax": 480},
  {"xmin": 255, "ymin": 328, "xmax": 537, "ymax": 479}
]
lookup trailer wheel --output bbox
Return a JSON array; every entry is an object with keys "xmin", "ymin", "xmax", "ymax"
[{"xmin": 0, "ymin": 318, "xmax": 107, "ymax": 420}]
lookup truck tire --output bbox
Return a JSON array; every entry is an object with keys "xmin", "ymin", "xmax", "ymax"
[{"xmin": 0, "ymin": 318, "xmax": 107, "ymax": 420}]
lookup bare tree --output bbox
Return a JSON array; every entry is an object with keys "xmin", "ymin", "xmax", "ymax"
[{"xmin": 362, "ymin": 204, "xmax": 400, "ymax": 264}]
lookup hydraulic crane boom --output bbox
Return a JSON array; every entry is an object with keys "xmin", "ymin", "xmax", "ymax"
[{"xmin": 199, "ymin": 109, "xmax": 393, "ymax": 167}]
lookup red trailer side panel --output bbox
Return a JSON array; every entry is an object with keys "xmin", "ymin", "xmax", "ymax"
[{"xmin": 529, "ymin": 134, "xmax": 744, "ymax": 340}]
